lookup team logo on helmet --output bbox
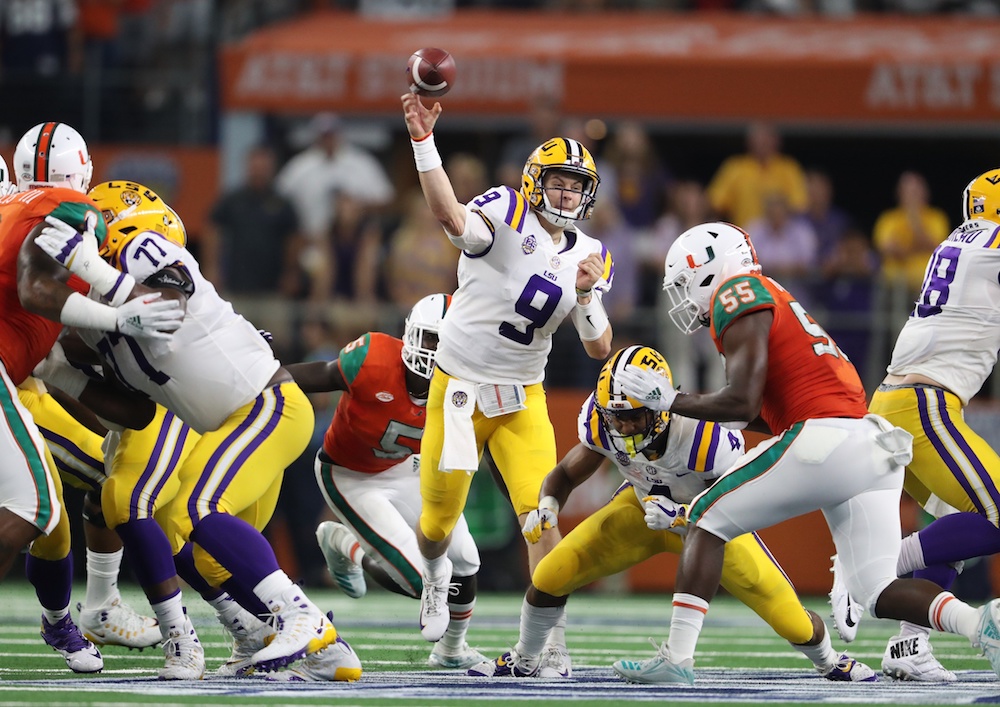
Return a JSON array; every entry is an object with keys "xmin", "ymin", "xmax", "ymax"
[{"xmin": 973, "ymin": 196, "xmax": 985, "ymax": 215}]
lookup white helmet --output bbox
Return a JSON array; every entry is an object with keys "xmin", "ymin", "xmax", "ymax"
[
  {"xmin": 662, "ymin": 221, "xmax": 761, "ymax": 334},
  {"xmin": 0, "ymin": 154, "xmax": 8, "ymax": 184},
  {"xmin": 14, "ymin": 122, "xmax": 93, "ymax": 193},
  {"xmin": 402, "ymin": 293, "xmax": 452, "ymax": 379}
]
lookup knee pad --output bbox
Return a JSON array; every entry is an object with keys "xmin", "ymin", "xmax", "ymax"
[{"xmin": 448, "ymin": 533, "xmax": 481, "ymax": 577}]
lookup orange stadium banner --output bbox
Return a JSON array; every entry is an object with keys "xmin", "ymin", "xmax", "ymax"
[{"xmin": 220, "ymin": 11, "xmax": 1000, "ymax": 124}]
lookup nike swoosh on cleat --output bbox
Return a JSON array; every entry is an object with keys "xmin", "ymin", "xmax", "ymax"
[{"xmin": 844, "ymin": 602, "xmax": 857, "ymax": 628}]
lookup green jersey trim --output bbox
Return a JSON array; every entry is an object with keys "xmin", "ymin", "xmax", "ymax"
[{"xmin": 338, "ymin": 333, "xmax": 372, "ymax": 386}]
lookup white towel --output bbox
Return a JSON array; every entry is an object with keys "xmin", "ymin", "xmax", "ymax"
[
  {"xmin": 440, "ymin": 377, "xmax": 479, "ymax": 473},
  {"xmin": 866, "ymin": 413, "xmax": 914, "ymax": 468}
]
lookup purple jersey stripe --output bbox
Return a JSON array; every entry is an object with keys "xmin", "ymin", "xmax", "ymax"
[
  {"xmin": 917, "ymin": 389, "xmax": 987, "ymax": 516},
  {"xmin": 584, "ymin": 398, "xmax": 597, "ymax": 447},
  {"xmin": 705, "ymin": 422, "xmax": 720, "ymax": 471},
  {"xmin": 985, "ymin": 225, "xmax": 1000, "ymax": 249},
  {"xmin": 688, "ymin": 420, "xmax": 708, "ymax": 469}
]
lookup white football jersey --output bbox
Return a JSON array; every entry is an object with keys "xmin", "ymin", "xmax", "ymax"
[
  {"xmin": 435, "ymin": 186, "xmax": 614, "ymax": 385},
  {"xmin": 81, "ymin": 231, "xmax": 279, "ymax": 433},
  {"xmin": 887, "ymin": 219, "xmax": 1000, "ymax": 405},
  {"xmin": 576, "ymin": 393, "xmax": 745, "ymax": 504}
]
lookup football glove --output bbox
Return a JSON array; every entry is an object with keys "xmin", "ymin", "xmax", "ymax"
[
  {"xmin": 642, "ymin": 495, "xmax": 688, "ymax": 535},
  {"xmin": 36, "ymin": 214, "xmax": 136, "ymax": 305},
  {"xmin": 618, "ymin": 364, "xmax": 678, "ymax": 412},
  {"xmin": 521, "ymin": 496, "xmax": 560, "ymax": 544},
  {"xmin": 115, "ymin": 293, "xmax": 185, "ymax": 341}
]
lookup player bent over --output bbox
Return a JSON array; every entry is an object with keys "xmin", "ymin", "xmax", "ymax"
[
  {"xmin": 289, "ymin": 293, "xmax": 487, "ymax": 672},
  {"xmin": 470, "ymin": 346, "xmax": 875, "ymax": 682}
]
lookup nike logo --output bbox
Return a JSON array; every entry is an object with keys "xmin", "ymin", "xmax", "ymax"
[
  {"xmin": 586, "ymin": 315, "xmax": 594, "ymax": 327},
  {"xmin": 676, "ymin": 471, "xmax": 691, "ymax": 478},
  {"xmin": 844, "ymin": 599, "xmax": 857, "ymax": 627}
]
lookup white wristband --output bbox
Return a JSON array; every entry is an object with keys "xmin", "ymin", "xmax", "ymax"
[
  {"xmin": 39, "ymin": 360, "xmax": 89, "ymax": 400},
  {"xmin": 571, "ymin": 294, "xmax": 610, "ymax": 342},
  {"xmin": 59, "ymin": 292, "xmax": 118, "ymax": 332},
  {"xmin": 539, "ymin": 495, "xmax": 560, "ymax": 515},
  {"xmin": 411, "ymin": 133, "xmax": 443, "ymax": 173}
]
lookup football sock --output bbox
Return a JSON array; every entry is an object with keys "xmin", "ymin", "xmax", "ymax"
[
  {"xmin": 918, "ymin": 512, "xmax": 1000, "ymax": 566},
  {"xmin": 516, "ymin": 598, "xmax": 563, "ymax": 663},
  {"xmin": 115, "ymin": 518, "xmax": 178, "ymax": 589},
  {"xmin": 151, "ymin": 589, "xmax": 186, "ymax": 642},
  {"xmin": 668, "ymin": 593, "xmax": 709, "ymax": 664},
  {"xmin": 928, "ymin": 592, "xmax": 979, "ymax": 640},
  {"xmin": 26, "ymin": 554, "xmax": 72, "ymax": 617},
  {"xmin": 190, "ymin": 513, "xmax": 281, "ymax": 588},
  {"xmin": 84, "ymin": 548, "xmax": 123, "ymax": 609},
  {"xmin": 792, "ymin": 627, "xmax": 838, "ymax": 672}
]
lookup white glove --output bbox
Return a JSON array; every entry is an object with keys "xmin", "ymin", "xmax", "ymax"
[
  {"xmin": 522, "ymin": 496, "xmax": 559, "ymax": 544},
  {"xmin": 617, "ymin": 364, "xmax": 678, "ymax": 412},
  {"xmin": 36, "ymin": 214, "xmax": 135, "ymax": 304},
  {"xmin": 115, "ymin": 293, "xmax": 184, "ymax": 341},
  {"xmin": 642, "ymin": 495, "xmax": 688, "ymax": 535},
  {"xmin": 35, "ymin": 213, "xmax": 99, "ymax": 271}
]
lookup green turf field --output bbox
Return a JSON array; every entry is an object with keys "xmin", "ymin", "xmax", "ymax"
[{"xmin": 0, "ymin": 581, "xmax": 995, "ymax": 706}]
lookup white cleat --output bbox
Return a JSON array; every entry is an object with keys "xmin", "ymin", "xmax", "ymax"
[
  {"xmin": 40, "ymin": 614, "xmax": 103, "ymax": 674},
  {"xmin": 159, "ymin": 613, "xmax": 205, "ymax": 680},
  {"xmin": 882, "ymin": 633, "xmax": 956, "ymax": 682},
  {"xmin": 538, "ymin": 643, "xmax": 573, "ymax": 678},
  {"xmin": 829, "ymin": 554, "xmax": 864, "ymax": 643},
  {"xmin": 78, "ymin": 598, "xmax": 160, "ymax": 649},
  {"xmin": 820, "ymin": 653, "xmax": 878, "ymax": 682},
  {"xmin": 265, "ymin": 630, "xmax": 362, "ymax": 683},
  {"xmin": 316, "ymin": 521, "xmax": 366, "ymax": 599},
  {"xmin": 419, "ymin": 557, "xmax": 453, "ymax": 642},
  {"xmin": 251, "ymin": 587, "xmax": 337, "ymax": 672},
  {"xmin": 215, "ymin": 606, "xmax": 276, "ymax": 677},
  {"xmin": 428, "ymin": 641, "xmax": 489, "ymax": 669}
]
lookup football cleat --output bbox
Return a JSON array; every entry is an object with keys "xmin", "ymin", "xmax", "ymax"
[
  {"xmin": 612, "ymin": 640, "xmax": 694, "ymax": 685},
  {"xmin": 316, "ymin": 521, "xmax": 366, "ymax": 599},
  {"xmin": 215, "ymin": 605, "xmax": 276, "ymax": 677},
  {"xmin": 159, "ymin": 612, "xmax": 204, "ymax": 680},
  {"xmin": 467, "ymin": 649, "xmax": 539, "ymax": 678},
  {"xmin": 78, "ymin": 598, "xmax": 160, "ymax": 649},
  {"xmin": 264, "ymin": 633, "xmax": 362, "ymax": 683},
  {"xmin": 251, "ymin": 587, "xmax": 337, "ymax": 672},
  {"xmin": 975, "ymin": 598, "xmax": 1000, "ymax": 678},
  {"xmin": 820, "ymin": 653, "xmax": 878, "ymax": 682},
  {"xmin": 882, "ymin": 633, "xmax": 956, "ymax": 682},
  {"xmin": 428, "ymin": 641, "xmax": 489, "ymax": 669},
  {"xmin": 538, "ymin": 643, "xmax": 573, "ymax": 678},
  {"xmin": 40, "ymin": 614, "xmax": 103, "ymax": 673},
  {"xmin": 829, "ymin": 554, "xmax": 864, "ymax": 643},
  {"xmin": 419, "ymin": 557, "xmax": 453, "ymax": 642}
]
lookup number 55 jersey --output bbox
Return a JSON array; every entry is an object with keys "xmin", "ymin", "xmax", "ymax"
[
  {"xmin": 437, "ymin": 186, "xmax": 614, "ymax": 385},
  {"xmin": 885, "ymin": 218, "xmax": 1000, "ymax": 406}
]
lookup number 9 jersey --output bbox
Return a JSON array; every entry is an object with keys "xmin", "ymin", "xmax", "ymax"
[
  {"xmin": 887, "ymin": 219, "xmax": 1000, "ymax": 406},
  {"xmin": 436, "ymin": 186, "xmax": 614, "ymax": 385}
]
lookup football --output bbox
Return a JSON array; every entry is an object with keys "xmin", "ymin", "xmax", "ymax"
[{"xmin": 407, "ymin": 48, "xmax": 456, "ymax": 98}]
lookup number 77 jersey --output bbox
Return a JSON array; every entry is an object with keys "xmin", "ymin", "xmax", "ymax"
[{"xmin": 709, "ymin": 273, "xmax": 868, "ymax": 433}]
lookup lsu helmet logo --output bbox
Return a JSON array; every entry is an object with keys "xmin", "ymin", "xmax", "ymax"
[{"xmin": 973, "ymin": 195, "xmax": 985, "ymax": 215}]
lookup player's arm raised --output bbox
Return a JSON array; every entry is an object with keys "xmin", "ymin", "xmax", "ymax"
[{"xmin": 401, "ymin": 92, "xmax": 466, "ymax": 237}]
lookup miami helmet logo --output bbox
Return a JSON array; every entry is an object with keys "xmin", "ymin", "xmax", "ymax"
[{"xmin": 686, "ymin": 245, "xmax": 715, "ymax": 269}]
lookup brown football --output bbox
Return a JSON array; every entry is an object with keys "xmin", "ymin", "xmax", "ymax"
[{"xmin": 407, "ymin": 48, "xmax": 456, "ymax": 98}]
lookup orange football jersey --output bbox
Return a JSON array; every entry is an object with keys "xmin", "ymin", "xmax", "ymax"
[
  {"xmin": 322, "ymin": 332, "xmax": 427, "ymax": 474},
  {"xmin": 0, "ymin": 188, "xmax": 99, "ymax": 384},
  {"xmin": 710, "ymin": 273, "xmax": 867, "ymax": 433}
]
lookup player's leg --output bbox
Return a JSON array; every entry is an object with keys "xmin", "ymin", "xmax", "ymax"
[
  {"xmin": 104, "ymin": 409, "xmax": 204, "ymax": 678},
  {"xmin": 176, "ymin": 381, "xmax": 337, "ymax": 672},
  {"xmin": 315, "ymin": 457, "xmax": 421, "ymax": 598},
  {"xmin": 417, "ymin": 370, "xmax": 491, "ymax": 642}
]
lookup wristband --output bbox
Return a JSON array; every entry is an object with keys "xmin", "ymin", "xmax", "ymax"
[
  {"xmin": 59, "ymin": 292, "xmax": 118, "ymax": 332},
  {"xmin": 575, "ymin": 287, "xmax": 593, "ymax": 298},
  {"xmin": 411, "ymin": 132, "xmax": 443, "ymax": 173},
  {"xmin": 539, "ymin": 495, "xmax": 560, "ymax": 515},
  {"xmin": 571, "ymin": 294, "xmax": 610, "ymax": 342},
  {"xmin": 40, "ymin": 359, "xmax": 89, "ymax": 400}
]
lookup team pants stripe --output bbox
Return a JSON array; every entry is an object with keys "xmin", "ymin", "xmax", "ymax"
[
  {"xmin": 40, "ymin": 427, "xmax": 104, "ymax": 491},
  {"xmin": 316, "ymin": 457, "xmax": 423, "ymax": 595},
  {"xmin": 129, "ymin": 411, "xmax": 190, "ymax": 518},
  {"xmin": 688, "ymin": 422, "xmax": 804, "ymax": 526},
  {"xmin": 0, "ymin": 373, "xmax": 56, "ymax": 529},
  {"xmin": 916, "ymin": 389, "xmax": 1000, "ymax": 524},
  {"xmin": 188, "ymin": 387, "xmax": 283, "ymax": 519}
]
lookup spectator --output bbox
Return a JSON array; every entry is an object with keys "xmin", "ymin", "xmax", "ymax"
[
  {"xmin": 746, "ymin": 191, "xmax": 819, "ymax": 282},
  {"xmin": 872, "ymin": 170, "xmax": 950, "ymax": 298},
  {"xmin": 804, "ymin": 168, "xmax": 853, "ymax": 263},
  {"xmin": 324, "ymin": 188, "xmax": 384, "ymax": 307},
  {"xmin": 707, "ymin": 121, "xmax": 807, "ymax": 228},
  {"xmin": 276, "ymin": 112, "xmax": 395, "ymax": 244},
  {"xmin": 496, "ymin": 97, "xmax": 562, "ymax": 187},
  {"xmin": 600, "ymin": 120, "xmax": 671, "ymax": 230},
  {"xmin": 384, "ymin": 189, "xmax": 459, "ymax": 312},
  {"xmin": 645, "ymin": 179, "xmax": 711, "ymax": 297},
  {"xmin": 201, "ymin": 144, "xmax": 303, "ymax": 296}
]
